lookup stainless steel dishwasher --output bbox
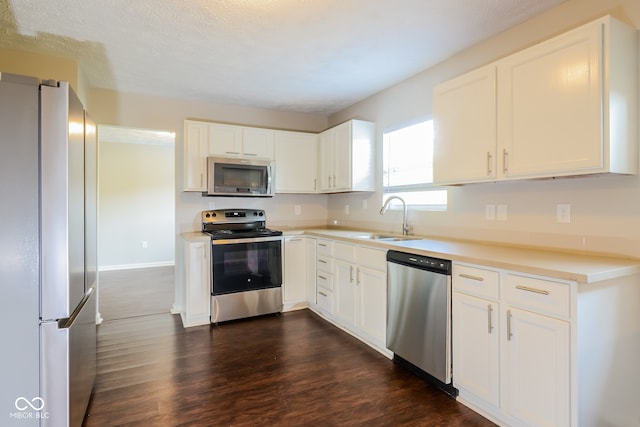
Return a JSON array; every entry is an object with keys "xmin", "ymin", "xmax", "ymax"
[{"xmin": 386, "ymin": 250, "xmax": 453, "ymax": 388}]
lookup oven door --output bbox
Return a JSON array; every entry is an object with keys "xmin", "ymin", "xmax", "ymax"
[{"xmin": 211, "ymin": 236, "xmax": 282, "ymax": 295}]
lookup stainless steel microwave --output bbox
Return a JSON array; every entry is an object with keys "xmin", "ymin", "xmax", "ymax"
[{"xmin": 204, "ymin": 156, "xmax": 274, "ymax": 197}]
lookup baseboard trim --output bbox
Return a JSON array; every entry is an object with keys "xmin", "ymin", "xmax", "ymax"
[{"xmin": 99, "ymin": 261, "xmax": 175, "ymax": 272}]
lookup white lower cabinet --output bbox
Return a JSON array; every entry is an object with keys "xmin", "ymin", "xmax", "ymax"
[
  {"xmin": 453, "ymin": 263, "xmax": 573, "ymax": 427},
  {"xmin": 176, "ymin": 236, "xmax": 211, "ymax": 327},
  {"xmin": 283, "ymin": 236, "xmax": 315, "ymax": 311},
  {"xmin": 311, "ymin": 239, "xmax": 388, "ymax": 355}
]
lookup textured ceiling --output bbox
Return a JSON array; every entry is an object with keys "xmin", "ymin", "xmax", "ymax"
[{"xmin": 1, "ymin": 0, "xmax": 566, "ymax": 115}]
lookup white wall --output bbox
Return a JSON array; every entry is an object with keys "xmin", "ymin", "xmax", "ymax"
[
  {"xmin": 98, "ymin": 137, "xmax": 175, "ymax": 269},
  {"xmin": 326, "ymin": 0, "xmax": 640, "ymax": 259}
]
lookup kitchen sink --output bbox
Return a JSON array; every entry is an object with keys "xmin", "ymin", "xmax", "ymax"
[{"xmin": 353, "ymin": 234, "xmax": 422, "ymax": 242}]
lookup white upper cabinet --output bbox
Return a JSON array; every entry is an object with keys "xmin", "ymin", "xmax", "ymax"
[
  {"xmin": 183, "ymin": 120, "xmax": 209, "ymax": 191},
  {"xmin": 274, "ymin": 130, "xmax": 318, "ymax": 193},
  {"xmin": 434, "ymin": 15, "xmax": 638, "ymax": 185},
  {"xmin": 318, "ymin": 119, "xmax": 375, "ymax": 193},
  {"xmin": 434, "ymin": 65, "xmax": 497, "ymax": 184},
  {"xmin": 209, "ymin": 123, "xmax": 274, "ymax": 159}
]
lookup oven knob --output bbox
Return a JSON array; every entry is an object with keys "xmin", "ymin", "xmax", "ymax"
[
  {"xmin": 205, "ymin": 213, "xmax": 211, "ymax": 218},
  {"xmin": 258, "ymin": 211, "xmax": 264, "ymax": 216}
]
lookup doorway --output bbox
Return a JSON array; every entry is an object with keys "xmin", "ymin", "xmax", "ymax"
[{"xmin": 97, "ymin": 125, "xmax": 175, "ymax": 320}]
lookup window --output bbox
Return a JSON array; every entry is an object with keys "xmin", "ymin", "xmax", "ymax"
[{"xmin": 382, "ymin": 119, "xmax": 447, "ymax": 210}]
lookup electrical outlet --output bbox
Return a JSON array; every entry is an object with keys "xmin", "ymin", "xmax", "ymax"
[
  {"xmin": 294, "ymin": 205, "xmax": 301, "ymax": 216},
  {"xmin": 142, "ymin": 241, "xmax": 148, "ymax": 249},
  {"xmin": 557, "ymin": 204, "xmax": 571, "ymax": 223},
  {"xmin": 485, "ymin": 204, "xmax": 496, "ymax": 220},
  {"xmin": 344, "ymin": 204, "xmax": 350, "ymax": 215},
  {"xmin": 362, "ymin": 199, "xmax": 368, "ymax": 209},
  {"xmin": 497, "ymin": 204, "xmax": 508, "ymax": 221}
]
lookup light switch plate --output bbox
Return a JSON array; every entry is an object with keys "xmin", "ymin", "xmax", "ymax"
[{"xmin": 557, "ymin": 204, "xmax": 571, "ymax": 223}]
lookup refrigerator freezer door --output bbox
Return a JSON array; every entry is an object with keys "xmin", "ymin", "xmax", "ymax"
[
  {"xmin": 0, "ymin": 72, "xmax": 41, "ymax": 427},
  {"xmin": 40, "ymin": 82, "xmax": 86, "ymax": 321},
  {"xmin": 41, "ymin": 288, "xmax": 96, "ymax": 427}
]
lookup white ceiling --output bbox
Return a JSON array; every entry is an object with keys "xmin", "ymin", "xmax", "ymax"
[{"xmin": 1, "ymin": 0, "xmax": 566, "ymax": 115}]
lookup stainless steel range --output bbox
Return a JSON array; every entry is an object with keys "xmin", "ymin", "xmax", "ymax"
[{"xmin": 202, "ymin": 209, "xmax": 283, "ymax": 323}]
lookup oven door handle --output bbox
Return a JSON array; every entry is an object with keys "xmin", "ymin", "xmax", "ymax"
[{"xmin": 211, "ymin": 236, "xmax": 283, "ymax": 245}]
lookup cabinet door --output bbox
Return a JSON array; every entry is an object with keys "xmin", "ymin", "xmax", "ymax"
[
  {"xmin": 433, "ymin": 65, "xmax": 497, "ymax": 184},
  {"xmin": 334, "ymin": 259, "xmax": 357, "ymax": 327},
  {"xmin": 242, "ymin": 127, "xmax": 274, "ymax": 159},
  {"xmin": 358, "ymin": 265, "xmax": 386, "ymax": 345},
  {"xmin": 275, "ymin": 131, "xmax": 318, "ymax": 193},
  {"xmin": 183, "ymin": 121, "xmax": 209, "ymax": 191},
  {"xmin": 183, "ymin": 240, "xmax": 211, "ymax": 326},
  {"xmin": 283, "ymin": 237, "xmax": 307, "ymax": 305},
  {"xmin": 318, "ymin": 128, "xmax": 334, "ymax": 191},
  {"xmin": 209, "ymin": 123, "xmax": 243, "ymax": 157},
  {"xmin": 504, "ymin": 307, "xmax": 570, "ymax": 427},
  {"xmin": 497, "ymin": 22, "xmax": 602, "ymax": 179},
  {"xmin": 453, "ymin": 293, "xmax": 499, "ymax": 407},
  {"xmin": 332, "ymin": 121, "xmax": 352, "ymax": 191}
]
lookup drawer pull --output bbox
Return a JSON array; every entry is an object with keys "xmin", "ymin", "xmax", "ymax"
[
  {"xmin": 507, "ymin": 310, "xmax": 513, "ymax": 341},
  {"xmin": 318, "ymin": 275, "xmax": 327, "ymax": 280},
  {"xmin": 318, "ymin": 243, "xmax": 327, "ymax": 247},
  {"xmin": 515, "ymin": 285, "xmax": 550, "ymax": 295},
  {"xmin": 318, "ymin": 259, "xmax": 327, "ymax": 264},
  {"xmin": 459, "ymin": 273, "xmax": 484, "ymax": 282},
  {"xmin": 319, "ymin": 291, "xmax": 327, "ymax": 297}
]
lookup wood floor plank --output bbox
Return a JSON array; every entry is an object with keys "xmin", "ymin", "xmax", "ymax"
[{"xmin": 84, "ymin": 268, "xmax": 495, "ymax": 426}]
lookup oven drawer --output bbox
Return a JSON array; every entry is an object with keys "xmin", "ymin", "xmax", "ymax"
[
  {"xmin": 316, "ymin": 239, "xmax": 333, "ymax": 256},
  {"xmin": 453, "ymin": 264, "xmax": 500, "ymax": 300},
  {"xmin": 317, "ymin": 288, "xmax": 334, "ymax": 313},
  {"xmin": 316, "ymin": 272, "xmax": 333, "ymax": 291},
  {"xmin": 316, "ymin": 256, "xmax": 333, "ymax": 274},
  {"xmin": 505, "ymin": 274, "xmax": 571, "ymax": 319}
]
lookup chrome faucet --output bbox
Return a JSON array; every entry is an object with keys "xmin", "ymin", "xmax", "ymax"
[{"xmin": 380, "ymin": 196, "xmax": 410, "ymax": 236}]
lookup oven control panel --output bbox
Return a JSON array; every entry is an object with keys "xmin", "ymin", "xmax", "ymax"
[{"xmin": 202, "ymin": 209, "xmax": 265, "ymax": 224}]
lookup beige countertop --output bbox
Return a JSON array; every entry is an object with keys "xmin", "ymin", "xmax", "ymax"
[
  {"xmin": 181, "ymin": 229, "xmax": 640, "ymax": 284},
  {"xmin": 296, "ymin": 229, "xmax": 640, "ymax": 284}
]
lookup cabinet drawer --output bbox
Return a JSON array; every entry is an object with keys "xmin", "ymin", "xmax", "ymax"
[
  {"xmin": 505, "ymin": 274, "xmax": 571, "ymax": 319},
  {"xmin": 317, "ymin": 288, "xmax": 334, "ymax": 313},
  {"xmin": 453, "ymin": 264, "xmax": 500, "ymax": 300},
  {"xmin": 316, "ymin": 240, "xmax": 333, "ymax": 256},
  {"xmin": 316, "ymin": 256, "xmax": 333, "ymax": 274},
  {"xmin": 334, "ymin": 242, "xmax": 356, "ymax": 263},
  {"xmin": 316, "ymin": 272, "xmax": 333, "ymax": 291},
  {"xmin": 357, "ymin": 247, "xmax": 387, "ymax": 271}
]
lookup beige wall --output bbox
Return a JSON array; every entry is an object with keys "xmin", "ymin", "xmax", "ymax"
[
  {"xmin": 328, "ymin": 0, "xmax": 640, "ymax": 258},
  {"xmin": 0, "ymin": 47, "xmax": 83, "ymax": 101},
  {"xmin": 86, "ymin": 88, "xmax": 330, "ymax": 234}
]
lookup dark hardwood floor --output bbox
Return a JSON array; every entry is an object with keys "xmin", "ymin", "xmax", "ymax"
[{"xmin": 85, "ymin": 267, "xmax": 495, "ymax": 426}]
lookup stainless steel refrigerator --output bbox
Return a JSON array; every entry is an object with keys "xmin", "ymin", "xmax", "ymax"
[{"xmin": 0, "ymin": 72, "xmax": 97, "ymax": 427}]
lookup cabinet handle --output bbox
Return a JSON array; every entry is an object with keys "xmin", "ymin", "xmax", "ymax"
[
  {"xmin": 289, "ymin": 238, "xmax": 301, "ymax": 242},
  {"xmin": 314, "ymin": 178, "xmax": 317, "ymax": 191},
  {"xmin": 507, "ymin": 309, "xmax": 513, "ymax": 341},
  {"xmin": 333, "ymin": 175, "xmax": 336, "ymax": 188},
  {"xmin": 503, "ymin": 149, "xmax": 509, "ymax": 174},
  {"xmin": 459, "ymin": 273, "xmax": 484, "ymax": 282},
  {"xmin": 350, "ymin": 266, "xmax": 354, "ymax": 283},
  {"xmin": 200, "ymin": 172, "xmax": 204, "ymax": 187},
  {"xmin": 318, "ymin": 275, "xmax": 327, "ymax": 280},
  {"xmin": 319, "ymin": 291, "xmax": 327, "ymax": 297},
  {"xmin": 244, "ymin": 152, "xmax": 257, "ymax": 157},
  {"xmin": 487, "ymin": 152, "xmax": 492, "ymax": 176},
  {"xmin": 318, "ymin": 259, "xmax": 327, "ymax": 264},
  {"xmin": 357, "ymin": 268, "xmax": 361, "ymax": 285},
  {"xmin": 225, "ymin": 151, "xmax": 241, "ymax": 155},
  {"xmin": 318, "ymin": 243, "xmax": 327, "ymax": 247},
  {"xmin": 515, "ymin": 285, "xmax": 550, "ymax": 296},
  {"xmin": 328, "ymin": 176, "xmax": 332, "ymax": 188},
  {"xmin": 487, "ymin": 304, "xmax": 493, "ymax": 334}
]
